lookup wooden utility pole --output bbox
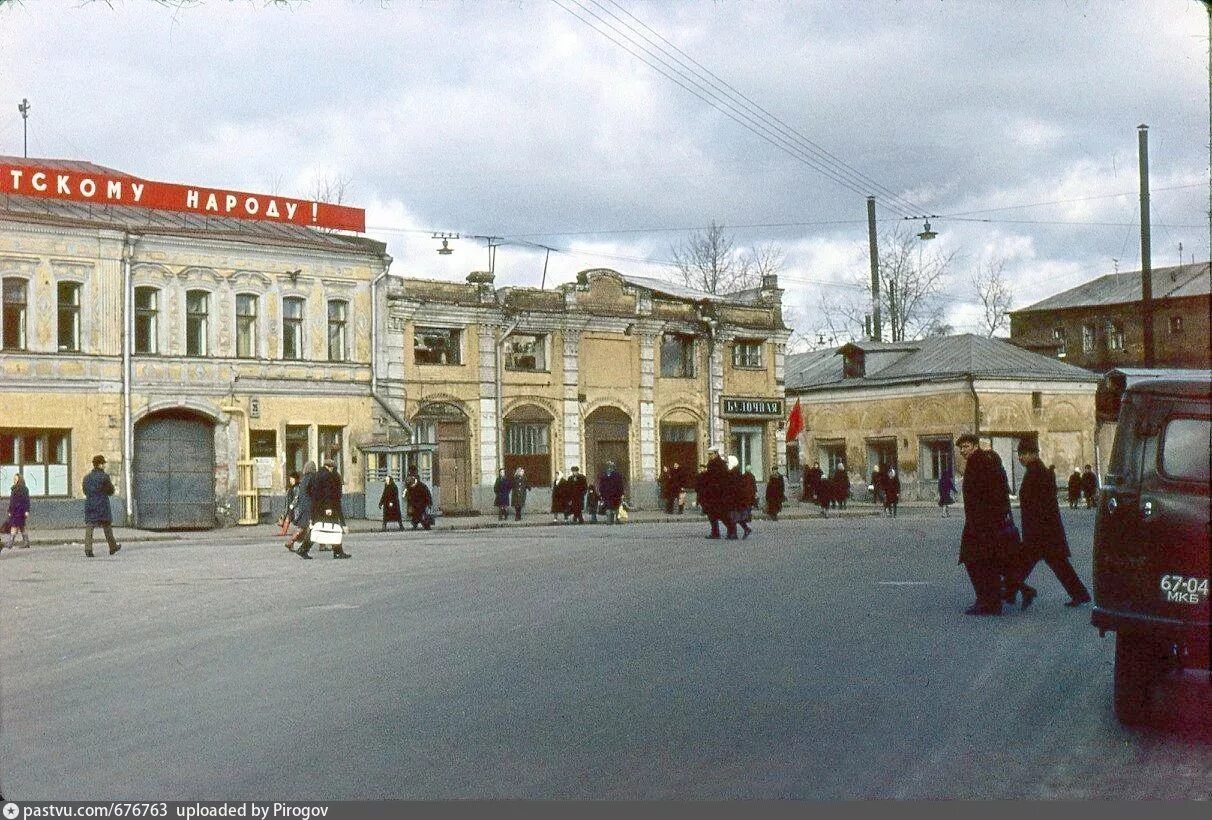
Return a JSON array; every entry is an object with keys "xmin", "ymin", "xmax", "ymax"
[
  {"xmin": 1138, "ymin": 124, "xmax": 1154, "ymax": 367},
  {"xmin": 867, "ymin": 197, "xmax": 881, "ymax": 342}
]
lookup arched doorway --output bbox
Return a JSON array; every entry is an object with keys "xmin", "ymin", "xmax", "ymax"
[
  {"xmin": 133, "ymin": 409, "xmax": 216, "ymax": 530},
  {"xmin": 585, "ymin": 405, "xmax": 631, "ymax": 486},
  {"xmin": 414, "ymin": 401, "xmax": 472, "ymax": 514}
]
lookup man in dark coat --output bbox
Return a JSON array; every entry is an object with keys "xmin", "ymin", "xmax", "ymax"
[
  {"xmin": 379, "ymin": 476, "xmax": 404, "ymax": 530},
  {"xmin": 1066, "ymin": 469, "xmax": 1082, "ymax": 509},
  {"xmin": 404, "ymin": 475, "xmax": 433, "ymax": 530},
  {"xmin": 765, "ymin": 466, "xmax": 786, "ymax": 520},
  {"xmin": 803, "ymin": 463, "xmax": 823, "ymax": 503},
  {"xmin": 598, "ymin": 463, "xmax": 625, "ymax": 525},
  {"xmin": 510, "ymin": 468, "xmax": 528, "ymax": 521},
  {"xmin": 565, "ymin": 466, "xmax": 588, "ymax": 524},
  {"xmin": 493, "ymin": 468, "xmax": 512, "ymax": 520},
  {"xmin": 1014, "ymin": 441, "xmax": 1091, "ymax": 607},
  {"xmin": 300, "ymin": 457, "xmax": 349, "ymax": 559},
  {"xmin": 82, "ymin": 454, "xmax": 121, "ymax": 558},
  {"xmin": 832, "ymin": 463, "xmax": 850, "ymax": 509},
  {"xmin": 697, "ymin": 449, "xmax": 728, "ymax": 537},
  {"xmin": 1080, "ymin": 464, "xmax": 1099, "ymax": 509},
  {"xmin": 956, "ymin": 434, "xmax": 1009, "ymax": 615}
]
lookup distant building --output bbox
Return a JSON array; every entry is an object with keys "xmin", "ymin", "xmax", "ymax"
[
  {"xmin": 381, "ymin": 268, "xmax": 790, "ymax": 512},
  {"xmin": 785, "ymin": 335, "xmax": 1099, "ymax": 499},
  {"xmin": 1009, "ymin": 262, "xmax": 1210, "ymax": 371},
  {"xmin": 0, "ymin": 156, "xmax": 403, "ymax": 528}
]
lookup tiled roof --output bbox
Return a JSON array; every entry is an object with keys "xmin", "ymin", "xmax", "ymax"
[
  {"xmin": 1013, "ymin": 262, "xmax": 1210, "ymax": 313},
  {"xmin": 786, "ymin": 333, "xmax": 1100, "ymax": 392},
  {"xmin": 0, "ymin": 156, "xmax": 385, "ymax": 256}
]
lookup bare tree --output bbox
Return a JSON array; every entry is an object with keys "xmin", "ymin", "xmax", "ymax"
[
  {"xmin": 308, "ymin": 172, "xmax": 352, "ymax": 205},
  {"xmin": 972, "ymin": 258, "xmax": 1014, "ymax": 338},
  {"xmin": 670, "ymin": 221, "xmax": 774, "ymax": 295},
  {"xmin": 816, "ymin": 225, "xmax": 956, "ymax": 343}
]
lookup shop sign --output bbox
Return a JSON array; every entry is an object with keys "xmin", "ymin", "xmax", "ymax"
[
  {"xmin": 721, "ymin": 396, "xmax": 783, "ymax": 417},
  {"xmin": 1, "ymin": 162, "xmax": 365, "ymax": 232}
]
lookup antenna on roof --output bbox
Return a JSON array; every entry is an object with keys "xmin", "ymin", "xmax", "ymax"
[
  {"xmin": 17, "ymin": 98, "xmax": 30, "ymax": 158},
  {"xmin": 1112, "ymin": 258, "xmax": 1119, "ymax": 274}
]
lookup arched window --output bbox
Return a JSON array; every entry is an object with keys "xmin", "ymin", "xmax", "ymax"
[{"xmin": 504, "ymin": 404, "xmax": 554, "ymax": 486}]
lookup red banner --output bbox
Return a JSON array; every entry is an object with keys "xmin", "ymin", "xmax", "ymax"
[{"xmin": 1, "ymin": 163, "xmax": 366, "ymax": 233}]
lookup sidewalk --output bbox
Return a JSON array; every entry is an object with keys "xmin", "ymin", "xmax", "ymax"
[{"xmin": 7, "ymin": 499, "xmax": 925, "ymax": 549}]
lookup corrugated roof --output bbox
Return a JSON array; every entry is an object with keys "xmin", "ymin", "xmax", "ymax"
[
  {"xmin": 0, "ymin": 156, "xmax": 385, "ymax": 256},
  {"xmin": 1014, "ymin": 262, "xmax": 1210, "ymax": 313},
  {"xmin": 617, "ymin": 273, "xmax": 725, "ymax": 302},
  {"xmin": 786, "ymin": 333, "xmax": 1100, "ymax": 392}
]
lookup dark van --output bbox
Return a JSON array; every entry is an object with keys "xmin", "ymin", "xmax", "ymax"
[{"xmin": 1092, "ymin": 376, "xmax": 1210, "ymax": 724}]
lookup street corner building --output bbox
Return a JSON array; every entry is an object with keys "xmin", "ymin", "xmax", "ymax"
[
  {"xmin": 0, "ymin": 156, "xmax": 403, "ymax": 529},
  {"xmin": 784, "ymin": 335, "xmax": 1101, "ymax": 500},
  {"xmin": 383, "ymin": 268, "xmax": 791, "ymax": 514}
]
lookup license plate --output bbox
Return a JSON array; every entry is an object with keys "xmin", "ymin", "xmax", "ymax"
[{"xmin": 1159, "ymin": 574, "xmax": 1210, "ymax": 604}]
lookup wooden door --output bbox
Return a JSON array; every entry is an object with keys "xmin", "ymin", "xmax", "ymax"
[{"xmin": 437, "ymin": 421, "xmax": 470, "ymax": 512}]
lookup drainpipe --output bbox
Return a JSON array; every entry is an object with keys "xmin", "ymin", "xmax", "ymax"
[
  {"xmin": 121, "ymin": 234, "xmax": 137, "ymax": 525},
  {"xmin": 703, "ymin": 316, "xmax": 718, "ymax": 449},
  {"xmin": 370, "ymin": 261, "xmax": 412, "ymax": 436},
  {"xmin": 495, "ymin": 316, "xmax": 521, "ymax": 468},
  {"xmin": 966, "ymin": 374, "xmax": 981, "ymax": 438}
]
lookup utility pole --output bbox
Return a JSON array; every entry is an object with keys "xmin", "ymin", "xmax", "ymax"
[
  {"xmin": 867, "ymin": 197, "xmax": 881, "ymax": 342},
  {"xmin": 1138, "ymin": 124, "xmax": 1154, "ymax": 367},
  {"xmin": 17, "ymin": 98, "xmax": 30, "ymax": 158}
]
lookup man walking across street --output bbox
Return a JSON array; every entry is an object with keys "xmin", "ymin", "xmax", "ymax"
[
  {"xmin": 1081, "ymin": 464, "xmax": 1099, "ymax": 509},
  {"xmin": 82, "ymin": 455, "xmax": 121, "ymax": 558},
  {"xmin": 697, "ymin": 448, "xmax": 727, "ymax": 537},
  {"xmin": 299, "ymin": 456, "xmax": 349, "ymax": 559},
  {"xmin": 1014, "ymin": 440, "xmax": 1092, "ymax": 607},
  {"xmin": 956, "ymin": 434, "xmax": 1008, "ymax": 615}
]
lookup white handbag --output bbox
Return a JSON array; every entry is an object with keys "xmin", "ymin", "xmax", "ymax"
[{"xmin": 309, "ymin": 521, "xmax": 344, "ymax": 545}]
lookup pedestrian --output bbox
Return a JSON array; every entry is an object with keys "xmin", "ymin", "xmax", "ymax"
[
  {"xmin": 1013, "ymin": 440, "xmax": 1092, "ymax": 607},
  {"xmin": 379, "ymin": 475, "xmax": 404, "ymax": 531},
  {"xmin": 883, "ymin": 467, "xmax": 901, "ymax": 517},
  {"xmin": 672, "ymin": 462, "xmax": 687, "ymax": 514},
  {"xmin": 286, "ymin": 461, "xmax": 315, "ymax": 553},
  {"xmin": 82, "ymin": 455, "xmax": 121, "ymax": 558},
  {"xmin": 551, "ymin": 470, "xmax": 566, "ymax": 524},
  {"xmin": 1066, "ymin": 468, "xmax": 1082, "ymax": 509},
  {"xmin": 955, "ymin": 434, "xmax": 1010, "ymax": 615},
  {"xmin": 565, "ymin": 466, "xmax": 588, "ymax": 524},
  {"xmin": 724, "ymin": 455, "xmax": 751, "ymax": 539},
  {"xmin": 870, "ymin": 464, "xmax": 885, "ymax": 506},
  {"xmin": 598, "ymin": 462, "xmax": 625, "ymax": 525},
  {"xmin": 585, "ymin": 483, "xmax": 600, "ymax": 524},
  {"xmin": 278, "ymin": 472, "xmax": 299, "ymax": 537},
  {"xmin": 1081, "ymin": 464, "xmax": 1099, "ymax": 509},
  {"xmin": 938, "ymin": 468, "xmax": 956, "ymax": 517},
  {"xmin": 299, "ymin": 456, "xmax": 349, "ymax": 559},
  {"xmin": 493, "ymin": 468, "xmax": 512, "ymax": 521},
  {"xmin": 765, "ymin": 466, "xmax": 786, "ymax": 520},
  {"xmin": 832, "ymin": 463, "xmax": 849, "ymax": 509},
  {"xmin": 510, "ymin": 467, "xmax": 528, "ymax": 521},
  {"xmin": 3, "ymin": 472, "xmax": 31, "ymax": 551},
  {"xmin": 404, "ymin": 474, "xmax": 434, "ymax": 530},
  {"xmin": 804, "ymin": 462, "xmax": 823, "ymax": 504},
  {"xmin": 659, "ymin": 465, "xmax": 676, "ymax": 514},
  {"xmin": 697, "ymin": 449, "xmax": 727, "ymax": 537}
]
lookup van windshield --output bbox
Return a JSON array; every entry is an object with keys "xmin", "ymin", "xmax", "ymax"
[{"xmin": 1160, "ymin": 417, "xmax": 1211, "ymax": 483}]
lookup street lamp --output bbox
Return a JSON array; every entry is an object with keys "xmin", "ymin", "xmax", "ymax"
[{"xmin": 916, "ymin": 219, "xmax": 937, "ymax": 241}]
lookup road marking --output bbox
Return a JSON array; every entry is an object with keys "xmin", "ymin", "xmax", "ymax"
[
  {"xmin": 304, "ymin": 603, "xmax": 360, "ymax": 611},
  {"xmin": 876, "ymin": 581, "xmax": 930, "ymax": 586}
]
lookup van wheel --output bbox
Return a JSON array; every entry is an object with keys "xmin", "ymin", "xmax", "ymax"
[{"xmin": 1113, "ymin": 632, "xmax": 1169, "ymax": 724}]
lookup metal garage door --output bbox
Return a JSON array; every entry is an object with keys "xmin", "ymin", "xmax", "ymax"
[{"xmin": 134, "ymin": 411, "xmax": 216, "ymax": 530}]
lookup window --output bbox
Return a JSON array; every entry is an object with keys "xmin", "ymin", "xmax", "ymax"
[
  {"xmin": 729, "ymin": 424, "xmax": 765, "ymax": 478},
  {"xmin": 660, "ymin": 333, "xmax": 695, "ymax": 378},
  {"xmin": 134, "ymin": 286, "xmax": 159, "ymax": 354},
  {"xmin": 414, "ymin": 326, "xmax": 461, "ymax": 365},
  {"xmin": 57, "ymin": 282, "xmax": 81, "ymax": 352},
  {"xmin": 818, "ymin": 441, "xmax": 847, "ymax": 476},
  {"xmin": 1053, "ymin": 327, "xmax": 1066, "ymax": 358},
  {"xmin": 185, "ymin": 290, "xmax": 209, "ymax": 357},
  {"xmin": 2, "ymin": 278, "xmax": 28, "ymax": 350},
  {"xmin": 283, "ymin": 297, "xmax": 304, "ymax": 360},
  {"xmin": 327, "ymin": 300, "xmax": 348, "ymax": 362},
  {"xmin": 660, "ymin": 423, "xmax": 697, "ymax": 486},
  {"xmin": 249, "ymin": 430, "xmax": 277, "ymax": 459},
  {"xmin": 504, "ymin": 420, "xmax": 551, "ymax": 487},
  {"xmin": 0, "ymin": 428, "xmax": 69, "ymax": 497},
  {"xmin": 504, "ymin": 333, "xmax": 546, "ymax": 371},
  {"xmin": 1161, "ymin": 418, "xmax": 1210, "ymax": 483},
  {"xmin": 318, "ymin": 425, "xmax": 344, "ymax": 475},
  {"xmin": 842, "ymin": 349, "xmax": 865, "ymax": 379},
  {"xmin": 285, "ymin": 425, "xmax": 310, "ymax": 476},
  {"xmin": 1081, "ymin": 323, "xmax": 1096, "ymax": 354},
  {"xmin": 1169, "ymin": 315, "xmax": 1184, "ymax": 334},
  {"xmin": 732, "ymin": 339, "xmax": 764, "ymax": 368},
  {"xmin": 235, "ymin": 294, "xmax": 258, "ymax": 358},
  {"xmin": 1107, "ymin": 321, "xmax": 1124, "ymax": 351},
  {"xmin": 919, "ymin": 437, "xmax": 954, "ymax": 481}
]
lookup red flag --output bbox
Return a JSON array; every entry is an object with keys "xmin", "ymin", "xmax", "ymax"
[{"xmin": 786, "ymin": 398, "xmax": 804, "ymax": 442}]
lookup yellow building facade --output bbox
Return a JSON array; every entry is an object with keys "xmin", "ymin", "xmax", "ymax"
[{"xmin": 378, "ymin": 269, "xmax": 791, "ymax": 512}]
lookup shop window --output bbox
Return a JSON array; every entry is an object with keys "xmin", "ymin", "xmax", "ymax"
[
  {"xmin": 729, "ymin": 424, "xmax": 765, "ymax": 478},
  {"xmin": 186, "ymin": 290, "xmax": 209, "ymax": 357},
  {"xmin": 235, "ymin": 293, "xmax": 258, "ymax": 358},
  {"xmin": 1053, "ymin": 326, "xmax": 1066, "ymax": 358},
  {"xmin": 249, "ymin": 430, "xmax": 276, "ymax": 459},
  {"xmin": 1081, "ymin": 323, "xmax": 1096, "ymax": 354},
  {"xmin": 504, "ymin": 409, "xmax": 552, "ymax": 486},
  {"xmin": 285, "ymin": 425, "xmax": 310, "ymax": 475},
  {"xmin": 318, "ymin": 426, "xmax": 344, "ymax": 475},
  {"xmin": 919, "ymin": 437, "xmax": 954, "ymax": 481},
  {"xmin": 3, "ymin": 277, "xmax": 28, "ymax": 351},
  {"xmin": 660, "ymin": 334, "xmax": 696, "ymax": 378},
  {"xmin": 414, "ymin": 326, "xmax": 461, "ymax": 365},
  {"xmin": 1106, "ymin": 321, "xmax": 1124, "ymax": 351},
  {"xmin": 57, "ymin": 281, "xmax": 81, "ymax": 352},
  {"xmin": 731, "ymin": 339, "xmax": 764, "ymax": 369},
  {"xmin": 283, "ymin": 297, "xmax": 305, "ymax": 360},
  {"xmin": 504, "ymin": 333, "xmax": 547, "ymax": 371},
  {"xmin": 0, "ymin": 428, "xmax": 70, "ymax": 497},
  {"xmin": 134, "ymin": 286, "xmax": 159, "ymax": 354},
  {"xmin": 327, "ymin": 300, "xmax": 348, "ymax": 362}
]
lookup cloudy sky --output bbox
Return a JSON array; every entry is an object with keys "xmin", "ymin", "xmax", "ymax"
[{"xmin": 2, "ymin": 0, "xmax": 1208, "ymax": 343}]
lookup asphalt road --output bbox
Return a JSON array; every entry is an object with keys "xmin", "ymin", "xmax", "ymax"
[{"xmin": 1, "ymin": 509, "xmax": 1209, "ymax": 800}]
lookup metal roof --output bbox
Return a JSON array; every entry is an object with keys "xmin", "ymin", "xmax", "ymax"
[
  {"xmin": 617, "ymin": 273, "xmax": 725, "ymax": 302},
  {"xmin": 1013, "ymin": 262, "xmax": 1210, "ymax": 313},
  {"xmin": 786, "ymin": 333, "xmax": 1100, "ymax": 392}
]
